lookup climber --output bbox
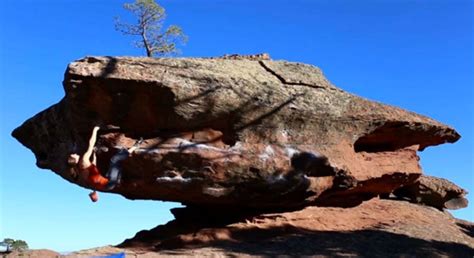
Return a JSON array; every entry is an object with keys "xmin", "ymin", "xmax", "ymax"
[
  {"xmin": 68, "ymin": 126, "xmax": 107, "ymax": 202},
  {"xmin": 68, "ymin": 126, "xmax": 141, "ymax": 202}
]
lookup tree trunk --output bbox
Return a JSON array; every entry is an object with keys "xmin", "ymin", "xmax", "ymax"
[
  {"xmin": 145, "ymin": 42, "xmax": 152, "ymax": 57},
  {"xmin": 142, "ymin": 32, "xmax": 152, "ymax": 57}
]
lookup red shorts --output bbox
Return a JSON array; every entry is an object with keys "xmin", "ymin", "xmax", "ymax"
[{"xmin": 87, "ymin": 165, "xmax": 109, "ymax": 190}]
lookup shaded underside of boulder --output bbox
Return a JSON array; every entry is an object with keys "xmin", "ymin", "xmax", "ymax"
[
  {"xmin": 393, "ymin": 175, "xmax": 468, "ymax": 210},
  {"xmin": 12, "ymin": 56, "xmax": 461, "ymax": 209}
]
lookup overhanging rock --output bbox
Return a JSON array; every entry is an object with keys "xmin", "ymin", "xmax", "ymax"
[{"xmin": 12, "ymin": 56, "xmax": 461, "ymax": 209}]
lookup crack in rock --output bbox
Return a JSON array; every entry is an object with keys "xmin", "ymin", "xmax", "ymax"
[{"xmin": 259, "ymin": 60, "xmax": 326, "ymax": 89}]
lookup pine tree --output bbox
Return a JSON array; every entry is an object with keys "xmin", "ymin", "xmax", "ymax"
[{"xmin": 115, "ymin": 0, "xmax": 188, "ymax": 57}]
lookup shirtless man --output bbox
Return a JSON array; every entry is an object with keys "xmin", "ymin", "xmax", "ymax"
[
  {"xmin": 68, "ymin": 126, "xmax": 109, "ymax": 202},
  {"xmin": 68, "ymin": 126, "xmax": 141, "ymax": 202}
]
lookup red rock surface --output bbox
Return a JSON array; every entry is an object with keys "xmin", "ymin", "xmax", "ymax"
[
  {"xmin": 12, "ymin": 56, "xmax": 461, "ymax": 209},
  {"xmin": 67, "ymin": 199, "xmax": 473, "ymax": 257}
]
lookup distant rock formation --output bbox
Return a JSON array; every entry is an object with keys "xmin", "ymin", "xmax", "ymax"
[
  {"xmin": 2, "ymin": 249, "xmax": 59, "ymax": 258},
  {"xmin": 12, "ymin": 56, "xmax": 465, "ymax": 210}
]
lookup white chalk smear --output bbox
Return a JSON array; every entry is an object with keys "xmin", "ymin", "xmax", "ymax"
[
  {"xmin": 266, "ymin": 174, "xmax": 286, "ymax": 183},
  {"xmin": 285, "ymin": 147, "xmax": 300, "ymax": 158},
  {"xmin": 202, "ymin": 186, "xmax": 234, "ymax": 197},
  {"xmin": 229, "ymin": 141, "xmax": 243, "ymax": 151},
  {"xmin": 177, "ymin": 138, "xmax": 239, "ymax": 153},
  {"xmin": 259, "ymin": 145, "xmax": 276, "ymax": 161},
  {"xmin": 156, "ymin": 176, "xmax": 192, "ymax": 183},
  {"xmin": 265, "ymin": 145, "xmax": 275, "ymax": 156}
]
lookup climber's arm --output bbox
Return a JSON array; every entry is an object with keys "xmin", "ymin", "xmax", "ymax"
[
  {"xmin": 80, "ymin": 126, "xmax": 100, "ymax": 168},
  {"xmin": 92, "ymin": 151, "xmax": 97, "ymax": 166}
]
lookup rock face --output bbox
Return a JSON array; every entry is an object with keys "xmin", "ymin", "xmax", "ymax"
[{"xmin": 12, "ymin": 56, "xmax": 461, "ymax": 209}]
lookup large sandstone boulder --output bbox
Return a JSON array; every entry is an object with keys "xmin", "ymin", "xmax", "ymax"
[{"xmin": 12, "ymin": 56, "xmax": 461, "ymax": 209}]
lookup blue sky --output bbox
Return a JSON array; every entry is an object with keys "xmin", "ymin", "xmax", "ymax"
[{"xmin": 0, "ymin": 0, "xmax": 472, "ymax": 252}]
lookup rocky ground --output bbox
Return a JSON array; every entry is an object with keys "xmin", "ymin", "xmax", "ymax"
[
  {"xmin": 2, "ymin": 249, "xmax": 60, "ymax": 258},
  {"xmin": 63, "ymin": 198, "xmax": 473, "ymax": 257}
]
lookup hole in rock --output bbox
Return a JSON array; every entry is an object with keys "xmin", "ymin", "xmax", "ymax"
[
  {"xmin": 220, "ymin": 130, "xmax": 238, "ymax": 146},
  {"xmin": 290, "ymin": 152, "xmax": 335, "ymax": 177},
  {"xmin": 249, "ymin": 167, "xmax": 260, "ymax": 174}
]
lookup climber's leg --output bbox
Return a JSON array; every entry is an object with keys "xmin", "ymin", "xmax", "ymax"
[
  {"xmin": 105, "ymin": 138, "xmax": 143, "ymax": 190},
  {"xmin": 105, "ymin": 149, "xmax": 128, "ymax": 190}
]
